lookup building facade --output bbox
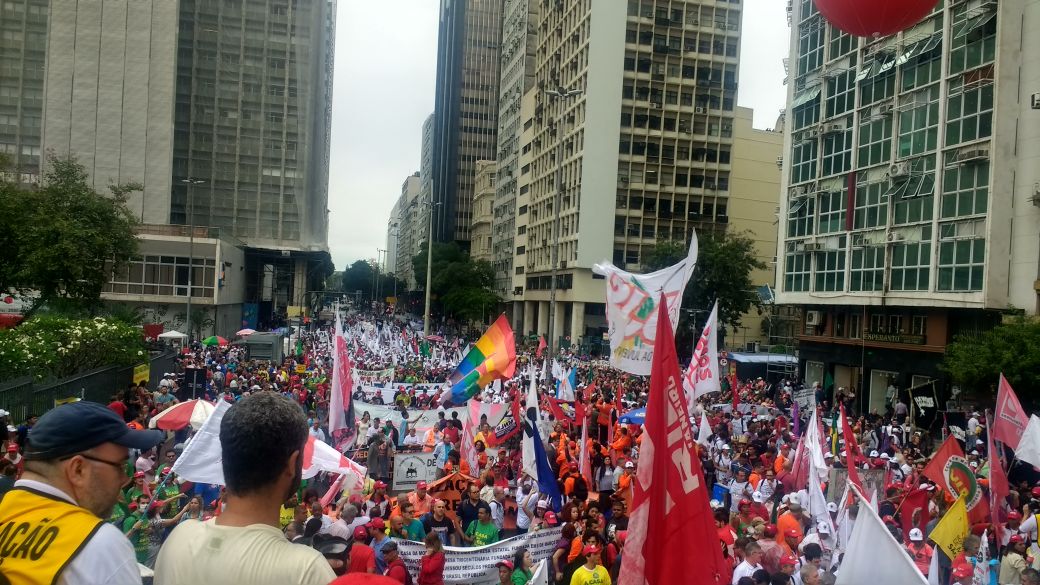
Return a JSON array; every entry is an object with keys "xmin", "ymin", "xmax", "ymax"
[
  {"xmin": 431, "ymin": 0, "xmax": 505, "ymax": 245},
  {"xmin": 513, "ymin": 0, "xmax": 746, "ymax": 351},
  {"xmin": 392, "ymin": 172, "xmax": 421, "ymax": 289},
  {"xmin": 0, "ymin": 0, "xmax": 47, "ymax": 184},
  {"xmin": 775, "ymin": 0, "xmax": 1017, "ymax": 410},
  {"xmin": 492, "ymin": 0, "xmax": 540, "ymax": 307},
  {"xmin": 471, "ymin": 159, "xmax": 496, "ymax": 262}
]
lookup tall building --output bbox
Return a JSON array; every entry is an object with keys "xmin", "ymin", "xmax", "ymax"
[
  {"xmin": 492, "ymin": 0, "xmax": 539, "ymax": 309},
  {"xmin": 1, "ymin": 0, "xmax": 336, "ymax": 336},
  {"xmin": 0, "ymin": 0, "xmax": 49, "ymax": 184},
  {"xmin": 775, "ymin": 0, "xmax": 1016, "ymax": 410},
  {"xmin": 514, "ymin": 1, "xmax": 746, "ymax": 349},
  {"xmin": 471, "ymin": 159, "xmax": 496, "ymax": 262},
  {"xmin": 392, "ymin": 172, "xmax": 421, "ymax": 289},
  {"xmin": 431, "ymin": 0, "xmax": 505, "ymax": 245}
]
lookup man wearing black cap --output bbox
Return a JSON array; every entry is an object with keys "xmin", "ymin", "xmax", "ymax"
[{"xmin": 0, "ymin": 400, "xmax": 165, "ymax": 585}]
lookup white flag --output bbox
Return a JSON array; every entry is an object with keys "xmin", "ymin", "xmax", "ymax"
[
  {"xmin": 303, "ymin": 436, "xmax": 367, "ymax": 492},
  {"xmin": 683, "ymin": 301, "xmax": 720, "ymax": 405},
  {"xmin": 171, "ymin": 399, "xmax": 232, "ymax": 485},
  {"xmin": 696, "ymin": 410, "xmax": 712, "ymax": 446},
  {"xmin": 804, "ymin": 409, "xmax": 830, "ymax": 480},
  {"xmin": 1016, "ymin": 415, "xmax": 1040, "ymax": 469},
  {"xmin": 521, "ymin": 367, "xmax": 540, "ymax": 481},
  {"xmin": 592, "ymin": 233, "xmax": 698, "ymax": 375},
  {"xmin": 836, "ymin": 487, "xmax": 928, "ymax": 585}
]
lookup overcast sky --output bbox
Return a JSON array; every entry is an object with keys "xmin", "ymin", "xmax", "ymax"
[{"xmin": 328, "ymin": 0, "xmax": 790, "ymax": 269}]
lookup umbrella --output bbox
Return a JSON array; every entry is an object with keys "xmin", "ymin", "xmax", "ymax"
[
  {"xmin": 149, "ymin": 399, "xmax": 216, "ymax": 431},
  {"xmin": 426, "ymin": 335, "xmax": 445, "ymax": 343},
  {"xmin": 235, "ymin": 328, "xmax": 256, "ymax": 336},
  {"xmin": 201, "ymin": 335, "xmax": 228, "ymax": 346},
  {"xmin": 619, "ymin": 407, "xmax": 646, "ymax": 426},
  {"xmin": 157, "ymin": 330, "xmax": 188, "ymax": 339}
]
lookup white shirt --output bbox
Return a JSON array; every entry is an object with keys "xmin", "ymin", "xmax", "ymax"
[
  {"xmin": 155, "ymin": 518, "xmax": 335, "ymax": 585},
  {"xmin": 732, "ymin": 560, "xmax": 763, "ymax": 584},
  {"xmin": 14, "ymin": 479, "xmax": 142, "ymax": 585}
]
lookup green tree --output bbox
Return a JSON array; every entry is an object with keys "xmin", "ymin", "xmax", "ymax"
[
  {"xmin": 412, "ymin": 243, "xmax": 501, "ymax": 324},
  {"xmin": 643, "ymin": 230, "xmax": 768, "ymax": 351},
  {"xmin": 941, "ymin": 316, "xmax": 1040, "ymax": 399},
  {"xmin": 0, "ymin": 156, "xmax": 139, "ymax": 316}
]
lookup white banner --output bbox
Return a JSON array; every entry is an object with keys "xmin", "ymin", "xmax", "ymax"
[
  {"xmin": 592, "ymin": 234, "xmax": 698, "ymax": 375},
  {"xmin": 353, "ymin": 401, "xmax": 509, "ymax": 434},
  {"xmin": 398, "ymin": 527, "xmax": 562, "ymax": 585},
  {"xmin": 683, "ymin": 300, "xmax": 720, "ymax": 403},
  {"xmin": 170, "ymin": 400, "xmax": 231, "ymax": 485},
  {"xmin": 392, "ymin": 452, "xmax": 439, "ymax": 491}
]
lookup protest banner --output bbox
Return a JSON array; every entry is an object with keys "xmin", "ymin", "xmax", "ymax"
[
  {"xmin": 428, "ymin": 472, "xmax": 475, "ymax": 520},
  {"xmin": 397, "ymin": 527, "xmax": 562, "ymax": 585},
  {"xmin": 392, "ymin": 452, "xmax": 439, "ymax": 491},
  {"xmin": 352, "ymin": 400, "xmax": 510, "ymax": 435}
]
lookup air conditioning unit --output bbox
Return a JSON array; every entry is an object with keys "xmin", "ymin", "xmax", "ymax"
[
  {"xmin": 1032, "ymin": 93, "xmax": 1040, "ymax": 110},
  {"xmin": 695, "ymin": 106, "xmax": 706, "ymax": 114},
  {"xmin": 822, "ymin": 122, "xmax": 846, "ymax": 134},
  {"xmin": 805, "ymin": 310, "xmax": 822, "ymax": 326},
  {"xmin": 887, "ymin": 232, "xmax": 904, "ymax": 242},
  {"xmin": 955, "ymin": 148, "xmax": 989, "ymax": 164},
  {"xmin": 802, "ymin": 128, "xmax": 820, "ymax": 140},
  {"xmin": 852, "ymin": 234, "xmax": 867, "ymax": 247},
  {"xmin": 888, "ymin": 162, "xmax": 912, "ymax": 179},
  {"xmin": 792, "ymin": 185, "xmax": 808, "ymax": 197},
  {"xmin": 650, "ymin": 102, "xmax": 661, "ymax": 108},
  {"xmin": 878, "ymin": 103, "xmax": 896, "ymax": 116},
  {"xmin": 802, "ymin": 243, "xmax": 823, "ymax": 251}
]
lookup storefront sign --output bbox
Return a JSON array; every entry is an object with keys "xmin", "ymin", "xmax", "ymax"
[{"xmin": 863, "ymin": 333, "xmax": 925, "ymax": 344}]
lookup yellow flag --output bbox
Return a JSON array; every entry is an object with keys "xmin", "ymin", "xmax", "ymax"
[{"xmin": 929, "ymin": 494, "xmax": 969, "ymax": 560}]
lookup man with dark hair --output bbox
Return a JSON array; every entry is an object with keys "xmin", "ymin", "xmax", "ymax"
[{"xmin": 155, "ymin": 392, "xmax": 335, "ymax": 584}]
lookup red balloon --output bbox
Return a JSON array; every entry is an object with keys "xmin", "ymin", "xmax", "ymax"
[{"xmin": 813, "ymin": 0, "xmax": 939, "ymax": 38}]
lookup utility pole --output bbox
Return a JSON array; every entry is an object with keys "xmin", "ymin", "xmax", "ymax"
[
  {"xmin": 544, "ymin": 86, "xmax": 582, "ymax": 365},
  {"xmin": 180, "ymin": 177, "xmax": 206, "ymax": 342}
]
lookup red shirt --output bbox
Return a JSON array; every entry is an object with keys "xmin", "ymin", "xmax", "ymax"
[
  {"xmin": 418, "ymin": 551, "xmax": 445, "ymax": 585},
  {"xmin": 348, "ymin": 543, "xmax": 376, "ymax": 573},
  {"xmin": 385, "ymin": 558, "xmax": 411, "ymax": 584},
  {"xmin": 108, "ymin": 401, "xmax": 127, "ymax": 418}
]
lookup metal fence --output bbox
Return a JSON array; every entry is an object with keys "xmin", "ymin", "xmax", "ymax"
[{"xmin": 0, "ymin": 349, "xmax": 179, "ymax": 423}]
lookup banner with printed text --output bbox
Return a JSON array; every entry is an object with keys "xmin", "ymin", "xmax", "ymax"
[
  {"xmin": 592, "ymin": 234, "xmax": 698, "ymax": 375},
  {"xmin": 397, "ymin": 527, "xmax": 562, "ymax": 585}
]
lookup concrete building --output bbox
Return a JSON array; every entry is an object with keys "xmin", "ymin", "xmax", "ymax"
[
  {"xmin": 0, "ymin": 0, "xmax": 336, "ymax": 336},
  {"xmin": 392, "ymin": 172, "xmax": 421, "ymax": 289},
  {"xmin": 431, "ymin": 0, "xmax": 505, "ymax": 246},
  {"xmin": 728, "ymin": 107, "xmax": 784, "ymax": 348},
  {"xmin": 492, "ymin": 0, "xmax": 540, "ymax": 308},
  {"xmin": 471, "ymin": 160, "xmax": 496, "ymax": 262},
  {"xmin": 513, "ymin": 1, "xmax": 746, "ymax": 350},
  {"xmin": 386, "ymin": 198, "xmax": 403, "ymax": 278},
  {"xmin": 775, "ymin": 0, "xmax": 1018, "ymax": 410}
]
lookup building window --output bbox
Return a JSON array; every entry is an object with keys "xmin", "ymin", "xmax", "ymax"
[
  {"xmin": 948, "ymin": 8, "xmax": 996, "ymax": 75},
  {"xmin": 817, "ymin": 190, "xmax": 846, "ymax": 234},
  {"xmin": 825, "ymin": 71, "xmax": 855, "ymax": 119},
  {"xmin": 797, "ymin": 20, "xmax": 825, "ymax": 76},
  {"xmin": 901, "ymin": 43, "xmax": 942, "ymax": 91},
  {"xmin": 888, "ymin": 315, "xmax": 904, "ymax": 334},
  {"xmin": 911, "ymin": 315, "xmax": 927, "ymax": 336},
  {"xmin": 860, "ymin": 66, "xmax": 894, "ymax": 105},
  {"xmin": 891, "ymin": 240, "xmax": 931, "ymax": 291},
  {"xmin": 850, "ymin": 246, "xmax": 884, "ymax": 291},
  {"xmin": 821, "ymin": 127, "xmax": 852, "ymax": 176},
  {"xmin": 853, "ymin": 181, "xmax": 886, "ymax": 229},
  {"xmin": 869, "ymin": 314, "xmax": 885, "ymax": 333},
  {"xmin": 857, "ymin": 117, "xmax": 892, "ymax": 168},
  {"xmin": 941, "ymin": 160, "xmax": 989, "ymax": 218},
  {"xmin": 814, "ymin": 247, "xmax": 846, "ymax": 292},
  {"xmin": 793, "ymin": 100, "xmax": 820, "ymax": 131},
  {"xmin": 791, "ymin": 140, "xmax": 818, "ymax": 184},
  {"xmin": 787, "ymin": 197, "xmax": 815, "ymax": 238},
  {"xmin": 834, "ymin": 312, "xmax": 846, "ymax": 337},
  {"xmin": 784, "ymin": 252, "xmax": 811, "ymax": 292},
  {"xmin": 828, "ymin": 26, "xmax": 854, "ymax": 60},
  {"xmin": 945, "ymin": 81, "xmax": 994, "ymax": 146},
  {"xmin": 897, "ymin": 87, "xmax": 939, "ymax": 158},
  {"xmin": 849, "ymin": 313, "xmax": 862, "ymax": 338},
  {"xmin": 937, "ymin": 238, "xmax": 985, "ymax": 291}
]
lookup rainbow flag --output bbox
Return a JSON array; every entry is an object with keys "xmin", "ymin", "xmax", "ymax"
[{"xmin": 446, "ymin": 314, "xmax": 517, "ymax": 404}]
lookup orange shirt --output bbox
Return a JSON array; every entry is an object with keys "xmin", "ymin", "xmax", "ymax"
[
  {"xmin": 611, "ymin": 434, "xmax": 632, "ymax": 453},
  {"xmin": 567, "ymin": 536, "xmax": 584, "ymax": 562},
  {"xmin": 617, "ymin": 472, "xmax": 635, "ymax": 510},
  {"xmin": 596, "ymin": 402, "xmax": 612, "ymax": 426},
  {"xmin": 773, "ymin": 454, "xmax": 788, "ymax": 475},
  {"xmin": 776, "ymin": 511, "xmax": 803, "ymax": 541}
]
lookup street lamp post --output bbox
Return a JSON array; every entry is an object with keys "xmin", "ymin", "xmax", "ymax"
[
  {"xmin": 544, "ymin": 86, "xmax": 582, "ymax": 364},
  {"xmin": 422, "ymin": 199, "xmax": 442, "ymax": 337},
  {"xmin": 376, "ymin": 248, "xmax": 388, "ymax": 306},
  {"xmin": 180, "ymin": 177, "xmax": 206, "ymax": 342}
]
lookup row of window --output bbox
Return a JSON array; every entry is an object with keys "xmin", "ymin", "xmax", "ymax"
[{"xmin": 817, "ymin": 312, "xmax": 929, "ymax": 340}]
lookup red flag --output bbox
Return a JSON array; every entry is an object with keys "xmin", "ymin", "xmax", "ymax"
[
  {"xmin": 618, "ymin": 296, "xmax": 729, "ymax": 585},
  {"xmin": 839, "ymin": 404, "xmax": 864, "ymax": 464},
  {"xmin": 536, "ymin": 335, "xmax": 547, "ymax": 358},
  {"xmin": 544, "ymin": 396, "xmax": 576, "ymax": 426},
  {"xmin": 993, "ymin": 374, "xmax": 1029, "ymax": 449},
  {"xmin": 897, "ymin": 488, "xmax": 932, "ymax": 540},
  {"xmin": 731, "ymin": 374, "xmax": 740, "ymax": 411},
  {"xmin": 923, "ymin": 435, "xmax": 990, "ymax": 524},
  {"xmin": 789, "ymin": 434, "xmax": 810, "ymax": 492}
]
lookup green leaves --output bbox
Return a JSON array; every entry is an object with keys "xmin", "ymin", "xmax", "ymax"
[
  {"xmin": 412, "ymin": 243, "xmax": 501, "ymax": 323},
  {"xmin": 941, "ymin": 316, "xmax": 1040, "ymax": 398},
  {"xmin": 0, "ymin": 155, "xmax": 139, "ymax": 314},
  {"xmin": 0, "ymin": 315, "xmax": 146, "ymax": 381}
]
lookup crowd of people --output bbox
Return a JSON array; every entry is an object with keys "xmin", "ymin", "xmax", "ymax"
[{"xmin": 0, "ymin": 310, "xmax": 1031, "ymax": 585}]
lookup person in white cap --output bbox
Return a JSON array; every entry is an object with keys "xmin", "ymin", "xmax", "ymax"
[
  {"xmin": 905, "ymin": 527, "xmax": 933, "ymax": 576},
  {"xmin": 798, "ymin": 521, "xmax": 833, "ymax": 557}
]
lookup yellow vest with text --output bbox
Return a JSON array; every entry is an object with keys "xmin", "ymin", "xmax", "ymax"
[{"xmin": 0, "ymin": 487, "xmax": 102, "ymax": 585}]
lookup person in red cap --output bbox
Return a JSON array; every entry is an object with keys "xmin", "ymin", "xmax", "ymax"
[
  {"xmin": 1005, "ymin": 510, "xmax": 1024, "ymax": 547},
  {"xmin": 496, "ymin": 560, "xmax": 514, "ymax": 585},
  {"xmin": 778, "ymin": 554, "xmax": 798, "ymax": 580},
  {"xmin": 348, "ymin": 525, "xmax": 376, "ymax": 574},
  {"xmin": 757, "ymin": 523, "xmax": 784, "ymax": 573},
  {"xmin": 951, "ymin": 563, "xmax": 974, "ymax": 585},
  {"xmin": 570, "ymin": 544, "xmax": 610, "ymax": 585},
  {"xmin": 366, "ymin": 480, "xmax": 393, "ymax": 520},
  {"xmin": 1000, "ymin": 534, "xmax": 1028, "ymax": 584},
  {"xmin": 3, "ymin": 441, "xmax": 22, "ymax": 478},
  {"xmin": 407, "ymin": 480, "xmax": 432, "ymax": 517},
  {"xmin": 780, "ymin": 527, "xmax": 801, "ymax": 558},
  {"xmin": 368, "ymin": 517, "xmax": 393, "ymax": 572}
]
